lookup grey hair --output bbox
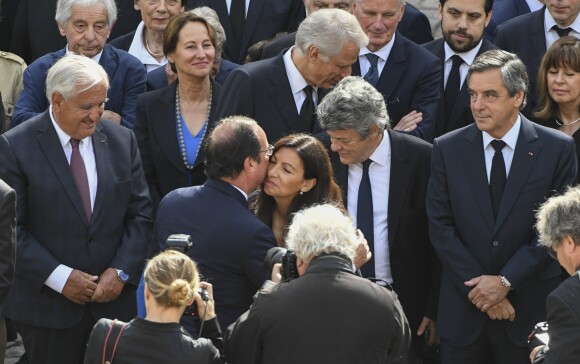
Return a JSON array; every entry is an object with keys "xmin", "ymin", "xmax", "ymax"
[
  {"xmin": 468, "ymin": 49, "xmax": 529, "ymax": 110},
  {"xmin": 354, "ymin": 0, "xmax": 406, "ymax": 6},
  {"xmin": 55, "ymin": 0, "xmax": 117, "ymax": 27},
  {"xmin": 46, "ymin": 54, "xmax": 109, "ymax": 102},
  {"xmin": 190, "ymin": 7, "xmax": 226, "ymax": 52},
  {"xmin": 286, "ymin": 204, "xmax": 358, "ymax": 263},
  {"xmin": 536, "ymin": 186, "xmax": 580, "ymax": 249},
  {"xmin": 295, "ymin": 8, "xmax": 368, "ymax": 60},
  {"xmin": 317, "ymin": 76, "xmax": 389, "ymax": 139}
]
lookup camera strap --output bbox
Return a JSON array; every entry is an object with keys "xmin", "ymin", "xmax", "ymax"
[{"xmin": 102, "ymin": 319, "xmax": 128, "ymax": 364}]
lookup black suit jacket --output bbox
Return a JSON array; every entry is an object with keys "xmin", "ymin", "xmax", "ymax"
[
  {"xmin": 494, "ymin": 8, "xmax": 546, "ymax": 118},
  {"xmin": 427, "ymin": 117, "xmax": 577, "ymax": 346},
  {"xmin": 486, "ymin": 0, "xmax": 531, "ymax": 41},
  {"xmin": 185, "ymin": 0, "xmax": 304, "ymax": 64},
  {"xmin": 134, "ymin": 80, "xmax": 222, "ymax": 209},
  {"xmin": 155, "ymin": 178, "xmax": 277, "ymax": 332},
  {"xmin": 323, "ymin": 130, "xmax": 441, "ymax": 342},
  {"xmin": 0, "ymin": 179, "xmax": 16, "ymax": 313},
  {"xmin": 353, "ymin": 33, "xmax": 441, "ymax": 142},
  {"xmin": 108, "ymin": 30, "xmax": 135, "ymax": 51},
  {"xmin": 422, "ymin": 37, "xmax": 497, "ymax": 137},
  {"xmin": 0, "ymin": 112, "xmax": 153, "ymax": 328},
  {"xmin": 216, "ymin": 54, "xmax": 328, "ymax": 143}
]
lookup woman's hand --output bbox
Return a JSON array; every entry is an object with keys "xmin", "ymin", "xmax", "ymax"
[
  {"xmin": 195, "ymin": 282, "xmax": 216, "ymax": 321},
  {"xmin": 353, "ymin": 229, "xmax": 372, "ymax": 270}
]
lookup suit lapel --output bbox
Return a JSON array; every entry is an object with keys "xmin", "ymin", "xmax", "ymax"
[
  {"xmin": 267, "ymin": 56, "xmax": 304, "ymax": 132},
  {"xmin": 37, "ymin": 114, "xmax": 89, "ymax": 226},
  {"xmin": 530, "ymin": 10, "xmax": 547, "ymax": 71},
  {"xmin": 375, "ymin": 34, "xmax": 406, "ymax": 101},
  {"xmin": 91, "ymin": 126, "xmax": 109, "ymax": 226},
  {"xmin": 213, "ymin": 0, "xmax": 234, "ymax": 60},
  {"xmin": 387, "ymin": 131, "xmax": 411, "ymax": 248},
  {"xmin": 240, "ymin": 0, "xmax": 266, "ymax": 60},
  {"xmin": 493, "ymin": 117, "xmax": 540, "ymax": 234},
  {"xmin": 460, "ymin": 125, "xmax": 494, "ymax": 230}
]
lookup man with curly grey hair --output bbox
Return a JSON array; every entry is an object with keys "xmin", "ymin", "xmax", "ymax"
[
  {"xmin": 531, "ymin": 186, "xmax": 580, "ymax": 363},
  {"xmin": 225, "ymin": 203, "xmax": 411, "ymax": 363},
  {"xmin": 317, "ymin": 75, "xmax": 440, "ymax": 364}
]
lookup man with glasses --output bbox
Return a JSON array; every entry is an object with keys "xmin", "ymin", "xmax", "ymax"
[{"xmin": 154, "ymin": 116, "xmax": 277, "ymax": 333}]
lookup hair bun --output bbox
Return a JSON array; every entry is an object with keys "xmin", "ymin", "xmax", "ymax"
[{"xmin": 167, "ymin": 278, "xmax": 192, "ymax": 306}]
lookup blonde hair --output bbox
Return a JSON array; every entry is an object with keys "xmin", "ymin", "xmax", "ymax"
[{"xmin": 144, "ymin": 250, "xmax": 200, "ymax": 307}]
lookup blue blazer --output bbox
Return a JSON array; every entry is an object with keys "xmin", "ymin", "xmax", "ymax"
[
  {"xmin": 353, "ymin": 33, "xmax": 441, "ymax": 142},
  {"xmin": 12, "ymin": 45, "xmax": 146, "ymax": 129},
  {"xmin": 185, "ymin": 0, "xmax": 304, "ymax": 64},
  {"xmin": 0, "ymin": 111, "xmax": 153, "ymax": 328},
  {"xmin": 155, "ymin": 178, "xmax": 277, "ymax": 332},
  {"xmin": 427, "ymin": 117, "xmax": 577, "ymax": 346},
  {"xmin": 216, "ymin": 54, "xmax": 329, "ymax": 143},
  {"xmin": 486, "ymin": 0, "xmax": 531, "ymax": 41}
]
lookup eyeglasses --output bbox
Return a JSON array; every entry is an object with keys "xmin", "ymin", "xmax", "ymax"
[{"xmin": 261, "ymin": 144, "xmax": 274, "ymax": 157}]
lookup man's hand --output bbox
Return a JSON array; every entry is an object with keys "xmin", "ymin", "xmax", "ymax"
[
  {"xmin": 417, "ymin": 316, "xmax": 439, "ymax": 346},
  {"xmin": 393, "ymin": 110, "xmax": 422, "ymax": 133},
  {"xmin": 62, "ymin": 269, "xmax": 98, "ymax": 305},
  {"xmin": 271, "ymin": 263, "xmax": 282, "ymax": 283},
  {"xmin": 353, "ymin": 229, "xmax": 372, "ymax": 270},
  {"xmin": 91, "ymin": 268, "xmax": 124, "ymax": 303},
  {"xmin": 101, "ymin": 110, "xmax": 122, "ymax": 124},
  {"xmin": 465, "ymin": 275, "xmax": 510, "ymax": 311},
  {"xmin": 485, "ymin": 298, "xmax": 515, "ymax": 321}
]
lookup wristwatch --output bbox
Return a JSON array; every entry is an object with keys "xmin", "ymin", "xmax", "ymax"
[{"xmin": 115, "ymin": 268, "xmax": 129, "ymax": 284}]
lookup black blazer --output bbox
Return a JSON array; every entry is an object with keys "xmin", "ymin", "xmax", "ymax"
[
  {"xmin": 0, "ymin": 112, "xmax": 153, "ymax": 328},
  {"xmin": 494, "ymin": 8, "xmax": 546, "ymax": 118},
  {"xmin": 0, "ymin": 179, "xmax": 15, "ymax": 313},
  {"xmin": 216, "ymin": 54, "xmax": 328, "ymax": 143},
  {"xmin": 352, "ymin": 33, "xmax": 441, "ymax": 142},
  {"xmin": 323, "ymin": 130, "xmax": 441, "ymax": 341},
  {"xmin": 422, "ymin": 37, "xmax": 497, "ymax": 137},
  {"xmin": 108, "ymin": 31, "xmax": 136, "ymax": 51},
  {"xmin": 427, "ymin": 117, "xmax": 577, "ymax": 346},
  {"xmin": 185, "ymin": 0, "xmax": 304, "ymax": 64},
  {"xmin": 485, "ymin": 0, "xmax": 531, "ymax": 41},
  {"xmin": 134, "ymin": 80, "xmax": 222, "ymax": 209}
]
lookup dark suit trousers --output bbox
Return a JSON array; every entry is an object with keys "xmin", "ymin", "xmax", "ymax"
[
  {"xmin": 15, "ymin": 309, "xmax": 96, "ymax": 364},
  {"xmin": 440, "ymin": 320, "xmax": 528, "ymax": 364}
]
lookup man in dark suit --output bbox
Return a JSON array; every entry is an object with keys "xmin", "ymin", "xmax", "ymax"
[
  {"xmin": 352, "ymin": 0, "xmax": 441, "ymax": 142},
  {"xmin": 11, "ymin": 0, "xmax": 146, "ymax": 130},
  {"xmin": 216, "ymin": 9, "xmax": 368, "ymax": 143},
  {"xmin": 484, "ymin": 0, "xmax": 542, "ymax": 41},
  {"xmin": 532, "ymin": 186, "xmax": 580, "ymax": 363},
  {"xmin": 154, "ymin": 115, "xmax": 277, "ymax": 332},
  {"xmin": 427, "ymin": 50, "xmax": 577, "ymax": 364},
  {"xmin": 423, "ymin": 0, "xmax": 496, "ymax": 138},
  {"xmin": 317, "ymin": 76, "xmax": 441, "ymax": 364},
  {"xmin": 185, "ymin": 0, "xmax": 304, "ymax": 63},
  {"xmin": 494, "ymin": 1, "xmax": 580, "ymax": 118},
  {"xmin": 0, "ymin": 179, "xmax": 15, "ymax": 364},
  {"xmin": 0, "ymin": 54, "xmax": 153, "ymax": 364}
]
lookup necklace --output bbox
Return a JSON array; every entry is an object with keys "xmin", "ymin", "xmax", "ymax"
[
  {"xmin": 175, "ymin": 81, "xmax": 213, "ymax": 170},
  {"xmin": 555, "ymin": 115, "xmax": 580, "ymax": 127},
  {"xmin": 143, "ymin": 32, "xmax": 164, "ymax": 58}
]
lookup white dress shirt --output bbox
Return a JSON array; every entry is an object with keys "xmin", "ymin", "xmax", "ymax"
[
  {"xmin": 358, "ymin": 34, "xmax": 396, "ymax": 79},
  {"xmin": 544, "ymin": 9, "xmax": 580, "ymax": 49},
  {"xmin": 443, "ymin": 40, "xmax": 483, "ymax": 89},
  {"xmin": 347, "ymin": 131, "xmax": 392, "ymax": 283},
  {"xmin": 226, "ymin": 0, "xmax": 250, "ymax": 16},
  {"xmin": 45, "ymin": 106, "xmax": 98, "ymax": 293},
  {"xmin": 482, "ymin": 116, "xmax": 521, "ymax": 182},
  {"xmin": 128, "ymin": 21, "xmax": 167, "ymax": 72},
  {"xmin": 284, "ymin": 47, "xmax": 318, "ymax": 113}
]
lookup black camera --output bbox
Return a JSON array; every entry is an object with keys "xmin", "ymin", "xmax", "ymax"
[
  {"xmin": 264, "ymin": 247, "xmax": 299, "ymax": 282},
  {"xmin": 183, "ymin": 287, "xmax": 210, "ymax": 317},
  {"xmin": 528, "ymin": 322, "xmax": 550, "ymax": 349},
  {"xmin": 165, "ymin": 234, "xmax": 193, "ymax": 253}
]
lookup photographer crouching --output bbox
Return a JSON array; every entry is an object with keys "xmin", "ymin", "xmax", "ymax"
[
  {"xmin": 225, "ymin": 203, "xmax": 411, "ymax": 363},
  {"xmin": 531, "ymin": 186, "xmax": 580, "ymax": 363}
]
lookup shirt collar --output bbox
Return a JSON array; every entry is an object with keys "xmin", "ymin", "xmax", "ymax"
[
  {"xmin": 368, "ymin": 130, "xmax": 391, "ymax": 167},
  {"xmin": 128, "ymin": 21, "xmax": 167, "ymax": 68},
  {"xmin": 358, "ymin": 33, "xmax": 396, "ymax": 62},
  {"xmin": 284, "ymin": 46, "xmax": 315, "ymax": 95},
  {"xmin": 482, "ymin": 115, "xmax": 521, "ymax": 150},
  {"xmin": 65, "ymin": 46, "xmax": 103, "ymax": 64},
  {"xmin": 544, "ymin": 8, "xmax": 580, "ymax": 34},
  {"xmin": 443, "ymin": 39, "xmax": 483, "ymax": 65}
]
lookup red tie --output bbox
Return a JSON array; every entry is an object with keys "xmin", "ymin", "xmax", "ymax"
[{"xmin": 70, "ymin": 138, "xmax": 92, "ymax": 221}]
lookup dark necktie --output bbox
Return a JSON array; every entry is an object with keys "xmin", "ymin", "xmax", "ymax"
[
  {"xmin": 230, "ymin": 0, "xmax": 246, "ymax": 55},
  {"xmin": 552, "ymin": 25, "xmax": 572, "ymax": 37},
  {"xmin": 357, "ymin": 159, "xmax": 374, "ymax": 278},
  {"xmin": 363, "ymin": 54, "xmax": 380, "ymax": 86},
  {"xmin": 70, "ymin": 138, "xmax": 92, "ymax": 222},
  {"xmin": 489, "ymin": 140, "xmax": 506, "ymax": 219},
  {"xmin": 444, "ymin": 55, "xmax": 463, "ymax": 121},
  {"xmin": 300, "ymin": 85, "xmax": 315, "ymax": 132}
]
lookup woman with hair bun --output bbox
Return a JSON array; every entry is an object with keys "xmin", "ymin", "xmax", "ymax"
[{"xmin": 84, "ymin": 250, "xmax": 222, "ymax": 364}]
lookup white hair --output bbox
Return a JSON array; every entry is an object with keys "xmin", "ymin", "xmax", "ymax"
[
  {"xmin": 55, "ymin": 0, "xmax": 117, "ymax": 27},
  {"xmin": 536, "ymin": 186, "xmax": 580, "ymax": 249},
  {"xmin": 286, "ymin": 204, "xmax": 358, "ymax": 263},
  {"xmin": 46, "ymin": 54, "xmax": 109, "ymax": 102},
  {"xmin": 190, "ymin": 6, "xmax": 226, "ymax": 52}
]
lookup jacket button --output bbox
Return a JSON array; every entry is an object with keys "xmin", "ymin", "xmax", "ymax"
[{"xmin": 492, "ymin": 241, "xmax": 499, "ymax": 247}]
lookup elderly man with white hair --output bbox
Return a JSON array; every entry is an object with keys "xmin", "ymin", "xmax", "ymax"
[{"xmin": 225, "ymin": 203, "xmax": 411, "ymax": 364}]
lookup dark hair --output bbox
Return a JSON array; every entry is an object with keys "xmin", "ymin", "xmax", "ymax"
[
  {"xmin": 163, "ymin": 12, "xmax": 217, "ymax": 73},
  {"xmin": 204, "ymin": 116, "xmax": 262, "ymax": 179},
  {"xmin": 535, "ymin": 36, "xmax": 580, "ymax": 122},
  {"xmin": 439, "ymin": 0, "xmax": 493, "ymax": 15},
  {"xmin": 251, "ymin": 134, "xmax": 343, "ymax": 235}
]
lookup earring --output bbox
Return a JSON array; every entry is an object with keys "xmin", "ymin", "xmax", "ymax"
[{"xmin": 300, "ymin": 191, "xmax": 304, "ymax": 195}]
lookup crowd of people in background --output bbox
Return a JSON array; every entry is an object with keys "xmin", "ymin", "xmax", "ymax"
[{"xmin": 0, "ymin": 0, "xmax": 578, "ymax": 363}]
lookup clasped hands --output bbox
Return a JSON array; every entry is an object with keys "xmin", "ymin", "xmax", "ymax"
[
  {"xmin": 465, "ymin": 275, "xmax": 515, "ymax": 321},
  {"xmin": 62, "ymin": 268, "xmax": 124, "ymax": 305}
]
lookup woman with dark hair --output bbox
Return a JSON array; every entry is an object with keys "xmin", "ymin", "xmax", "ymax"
[
  {"xmin": 251, "ymin": 134, "xmax": 343, "ymax": 246},
  {"xmin": 134, "ymin": 12, "xmax": 222, "ymax": 209},
  {"xmin": 535, "ymin": 36, "xmax": 580, "ymax": 182}
]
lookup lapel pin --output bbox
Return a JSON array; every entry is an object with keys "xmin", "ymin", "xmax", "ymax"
[
  {"xmin": 100, "ymin": 139, "xmax": 106, "ymax": 143},
  {"xmin": 528, "ymin": 152, "xmax": 534, "ymax": 156}
]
